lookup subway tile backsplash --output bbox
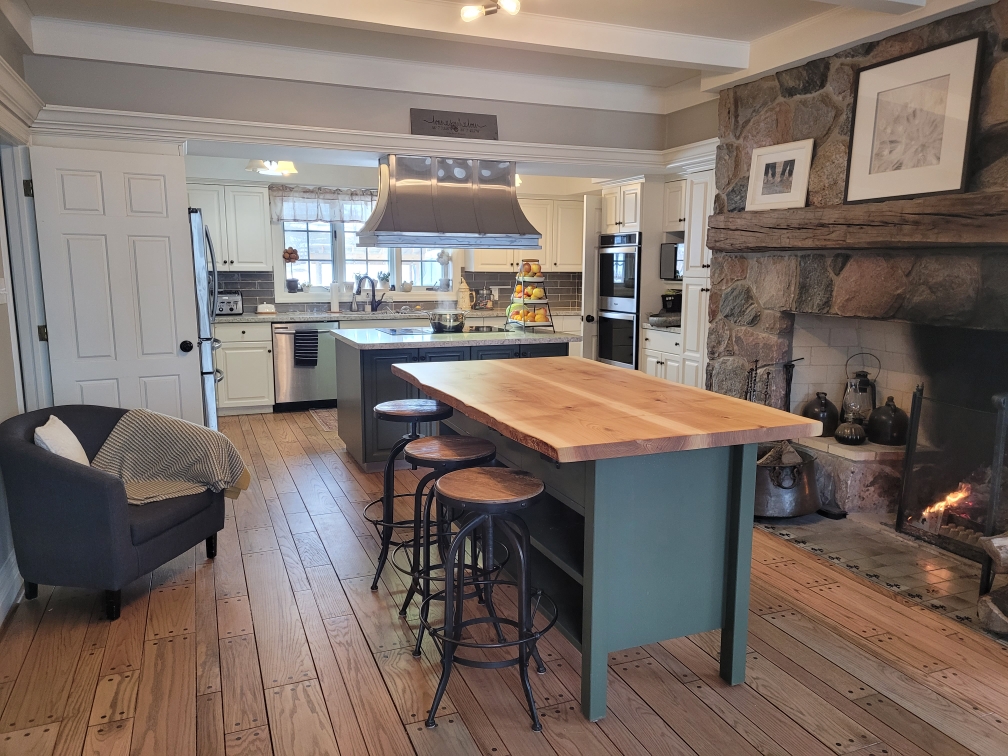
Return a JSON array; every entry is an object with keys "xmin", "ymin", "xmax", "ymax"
[
  {"xmin": 217, "ymin": 270, "xmax": 583, "ymax": 313},
  {"xmin": 790, "ymin": 313, "xmax": 925, "ymax": 416}
]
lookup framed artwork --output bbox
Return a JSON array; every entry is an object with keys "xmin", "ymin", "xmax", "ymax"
[
  {"xmin": 745, "ymin": 139, "xmax": 815, "ymax": 211},
  {"xmin": 845, "ymin": 35, "xmax": 983, "ymax": 204}
]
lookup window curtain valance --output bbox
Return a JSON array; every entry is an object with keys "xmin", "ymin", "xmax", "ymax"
[{"xmin": 269, "ymin": 185, "xmax": 378, "ymax": 223}]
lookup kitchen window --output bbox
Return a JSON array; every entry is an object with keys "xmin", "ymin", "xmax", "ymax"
[
  {"xmin": 282, "ymin": 221, "xmax": 334, "ymax": 288},
  {"xmin": 401, "ymin": 248, "xmax": 447, "ymax": 287},
  {"xmin": 343, "ymin": 221, "xmax": 391, "ymax": 281}
]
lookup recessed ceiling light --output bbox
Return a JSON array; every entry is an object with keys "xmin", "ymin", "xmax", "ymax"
[{"xmin": 245, "ymin": 160, "xmax": 298, "ymax": 176}]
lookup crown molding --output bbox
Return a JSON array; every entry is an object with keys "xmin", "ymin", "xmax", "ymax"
[
  {"xmin": 0, "ymin": 54, "xmax": 42, "ymax": 144},
  {"xmin": 30, "ymin": 16, "xmax": 714, "ymax": 116},
  {"xmin": 30, "ymin": 105, "xmax": 677, "ymax": 175},
  {"xmin": 663, "ymin": 137, "xmax": 718, "ymax": 176}
]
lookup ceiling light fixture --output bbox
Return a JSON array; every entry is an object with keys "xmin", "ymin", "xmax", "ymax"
[
  {"xmin": 461, "ymin": 0, "xmax": 519, "ymax": 22},
  {"xmin": 245, "ymin": 159, "xmax": 298, "ymax": 176}
]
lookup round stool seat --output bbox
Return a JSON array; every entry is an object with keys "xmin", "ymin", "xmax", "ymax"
[
  {"xmin": 374, "ymin": 399, "xmax": 453, "ymax": 424},
  {"xmin": 435, "ymin": 467, "xmax": 544, "ymax": 513},
  {"xmin": 404, "ymin": 435, "xmax": 496, "ymax": 469}
]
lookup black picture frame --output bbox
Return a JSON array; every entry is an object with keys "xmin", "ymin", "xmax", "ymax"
[{"xmin": 843, "ymin": 33, "xmax": 984, "ymax": 205}]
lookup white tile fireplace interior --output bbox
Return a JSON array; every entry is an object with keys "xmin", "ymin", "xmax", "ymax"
[{"xmin": 790, "ymin": 313, "xmax": 927, "ymax": 416}]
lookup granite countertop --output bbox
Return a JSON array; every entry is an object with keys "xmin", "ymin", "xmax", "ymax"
[
  {"xmin": 214, "ymin": 311, "xmax": 431, "ymax": 324},
  {"xmin": 333, "ymin": 328, "xmax": 582, "ymax": 350},
  {"xmin": 642, "ymin": 321, "xmax": 682, "ymax": 334}
]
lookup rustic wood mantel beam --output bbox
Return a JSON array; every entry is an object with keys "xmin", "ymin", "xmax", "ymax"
[{"xmin": 706, "ymin": 190, "xmax": 1008, "ymax": 252}]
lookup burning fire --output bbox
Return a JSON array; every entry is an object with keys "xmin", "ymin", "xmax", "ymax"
[{"xmin": 919, "ymin": 482, "xmax": 972, "ymax": 526}]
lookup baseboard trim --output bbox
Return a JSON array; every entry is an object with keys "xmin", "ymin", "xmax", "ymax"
[
  {"xmin": 217, "ymin": 405, "xmax": 274, "ymax": 416},
  {"xmin": 0, "ymin": 550, "xmax": 21, "ymax": 622}
]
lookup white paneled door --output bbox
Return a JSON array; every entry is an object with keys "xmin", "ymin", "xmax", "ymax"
[{"xmin": 31, "ymin": 146, "xmax": 203, "ymax": 422}]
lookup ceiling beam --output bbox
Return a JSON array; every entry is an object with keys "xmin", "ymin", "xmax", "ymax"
[
  {"xmin": 810, "ymin": 0, "xmax": 926, "ymax": 13},
  {"xmin": 156, "ymin": 0, "xmax": 749, "ymax": 72},
  {"xmin": 29, "ymin": 17, "xmax": 708, "ymax": 115},
  {"xmin": 701, "ymin": 0, "xmax": 996, "ymax": 92}
]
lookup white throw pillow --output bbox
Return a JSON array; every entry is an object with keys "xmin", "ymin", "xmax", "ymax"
[{"xmin": 33, "ymin": 415, "xmax": 90, "ymax": 466}]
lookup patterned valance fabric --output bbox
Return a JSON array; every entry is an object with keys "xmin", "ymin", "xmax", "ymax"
[{"xmin": 269, "ymin": 185, "xmax": 378, "ymax": 223}]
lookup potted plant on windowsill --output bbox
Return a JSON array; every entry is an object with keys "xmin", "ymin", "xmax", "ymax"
[{"xmin": 377, "ymin": 271, "xmax": 391, "ymax": 290}]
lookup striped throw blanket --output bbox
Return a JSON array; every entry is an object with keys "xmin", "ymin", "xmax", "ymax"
[{"xmin": 92, "ymin": 409, "xmax": 250, "ymax": 505}]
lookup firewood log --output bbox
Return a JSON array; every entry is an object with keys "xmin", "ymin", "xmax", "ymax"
[
  {"xmin": 979, "ymin": 534, "xmax": 1008, "ymax": 573},
  {"xmin": 978, "ymin": 586, "xmax": 1008, "ymax": 635}
]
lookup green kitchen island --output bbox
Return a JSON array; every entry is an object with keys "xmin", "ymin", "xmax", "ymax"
[
  {"xmin": 392, "ymin": 356, "xmax": 821, "ymax": 721},
  {"xmin": 333, "ymin": 327, "xmax": 581, "ymax": 471}
]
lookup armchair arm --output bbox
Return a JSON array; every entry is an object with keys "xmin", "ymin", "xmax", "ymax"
[{"xmin": 0, "ymin": 439, "xmax": 138, "ymax": 590}]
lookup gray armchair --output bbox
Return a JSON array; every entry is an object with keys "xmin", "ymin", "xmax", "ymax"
[{"xmin": 0, "ymin": 405, "xmax": 225, "ymax": 619}]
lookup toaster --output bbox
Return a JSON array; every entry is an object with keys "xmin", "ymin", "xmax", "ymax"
[{"xmin": 216, "ymin": 291, "xmax": 243, "ymax": 316}]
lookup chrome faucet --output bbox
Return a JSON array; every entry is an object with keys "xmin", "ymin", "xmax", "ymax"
[{"xmin": 353, "ymin": 275, "xmax": 385, "ymax": 312}]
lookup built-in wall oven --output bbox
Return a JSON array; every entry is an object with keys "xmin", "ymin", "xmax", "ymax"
[{"xmin": 598, "ymin": 232, "xmax": 641, "ymax": 369}]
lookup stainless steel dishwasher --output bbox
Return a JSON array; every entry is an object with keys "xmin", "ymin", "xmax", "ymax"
[{"xmin": 272, "ymin": 322, "xmax": 338, "ymax": 407}]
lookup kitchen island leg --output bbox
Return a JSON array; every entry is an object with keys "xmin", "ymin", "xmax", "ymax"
[{"xmin": 720, "ymin": 443, "xmax": 757, "ymax": 685}]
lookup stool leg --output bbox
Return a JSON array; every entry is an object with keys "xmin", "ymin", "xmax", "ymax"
[
  {"xmin": 401, "ymin": 469, "xmax": 437, "ymax": 617},
  {"xmin": 509, "ymin": 514, "xmax": 547, "ymax": 675},
  {"xmin": 371, "ymin": 434, "xmax": 412, "ymax": 591},
  {"xmin": 482, "ymin": 518, "xmax": 506, "ymax": 644},
  {"xmin": 427, "ymin": 514, "xmax": 483, "ymax": 728},
  {"xmin": 500, "ymin": 516, "xmax": 541, "ymax": 731},
  {"xmin": 413, "ymin": 483, "xmax": 439, "ymax": 657}
]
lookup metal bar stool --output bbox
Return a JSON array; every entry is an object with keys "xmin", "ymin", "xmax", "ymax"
[
  {"xmin": 392, "ymin": 435, "xmax": 498, "ymax": 656},
  {"xmin": 366, "ymin": 399, "xmax": 453, "ymax": 590},
  {"xmin": 423, "ymin": 467, "xmax": 557, "ymax": 732}
]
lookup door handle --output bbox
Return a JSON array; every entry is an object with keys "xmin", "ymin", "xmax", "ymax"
[
  {"xmin": 585, "ymin": 315, "xmax": 595, "ymax": 323},
  {"xmin": 214, "ymin": 368, "xmax": 224, "ymax": 384},
  {"xmin": 211, "ymin": 337, "xmax": 222, "ymax": 351},
  {"xmin": 180, "ymin": 340, "xmax": 194, "ymax": 352}
]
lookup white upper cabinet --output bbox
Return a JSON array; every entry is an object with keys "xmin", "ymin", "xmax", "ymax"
[
  {"xmin": 662, "ymin": 180, "xmax": 687, "ymax": 234},
  {"xmin": 466, "ymin": 197, "xmax": 584, "ymax": 273},
  {"xmin": 187, "ymin": 184, "xmax": 227, "ymax": 268},
  {"xmin": 601, "ymin": 181, "xmax": 642, "ymax": 233},
  {"xmin": 683, "ymin": 172, "xmax": 714, "ymax": 279},
  {"xmin": 224, "ymin": 186, "xmax": 272, "ymax": 270},
  {"xmin": 518, "ymin": 198, "xmax": 552, "ymax": 268},
  {"xmin": 551, "ymin": 200, "xmax": 584, "ymax": 271},
  {"xmin": 620, "ymin": 183, "xmax": 641, "ymax": 232},
  {"xmin": 602, "ymin": 188, "xmax": 620, "ymax": 233}
]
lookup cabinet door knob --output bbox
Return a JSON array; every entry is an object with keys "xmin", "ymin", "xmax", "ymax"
[
  {"xmin": 675, "ymin": 342, "xmax": 680, "ymax": 347},
  {"xmin": 241, "ymin": 330, "xmax": 246, "ymax": 334},
  {"xmin": 230, "ymin": 260, "xmax": 235, "ymax": 265},
  {"xmin": 679, "ymin": 217, "xmax": 685, "ymax": 222}
]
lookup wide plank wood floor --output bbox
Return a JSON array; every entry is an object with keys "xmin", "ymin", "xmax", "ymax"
[{"xmin": 1, "ymin": 410, "xmax": 1007, "ymax": 755}]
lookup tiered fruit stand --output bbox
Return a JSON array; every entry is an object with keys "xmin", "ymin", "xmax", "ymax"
[{"xmin": 506, "ymin": 258, "xmax": 555, "ymax": 332}]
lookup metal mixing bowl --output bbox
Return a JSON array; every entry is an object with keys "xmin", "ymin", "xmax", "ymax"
[{"xmin": 427, "ymin": 309, "xmax": 467, "ymax": 333}]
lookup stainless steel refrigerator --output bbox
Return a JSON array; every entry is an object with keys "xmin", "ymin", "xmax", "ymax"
[{"xmin": 189, "ymin": 208, "xmax": 222, "ymax": 430}]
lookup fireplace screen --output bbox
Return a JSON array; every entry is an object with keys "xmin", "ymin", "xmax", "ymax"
[{"xmin": 897, "ymin": 390, "xmax": 1008, "ymax": 576}]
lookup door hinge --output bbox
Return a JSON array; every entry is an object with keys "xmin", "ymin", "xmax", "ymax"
[
  {"xmin": 22, "ymin": 180, "xmax": 32, "ymax": 197},
  {"xmin": 37, "ymin": 325, "xmax": 48, "ymax": 341}
]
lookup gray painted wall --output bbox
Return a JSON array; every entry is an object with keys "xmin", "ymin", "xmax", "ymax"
[
  {"xmin": 665, "ymin": 99, "xmax": 718, "ymax": 149},
  {"xmin": 24, "ymin": 56, "xmax": 670, "ymax": 151},
  {"xmin": 0, "ymin": 14, "xmax": 26, "ymax": 78}
]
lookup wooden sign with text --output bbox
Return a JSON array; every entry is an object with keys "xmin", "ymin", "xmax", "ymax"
[{"xmin": 410, "ymin": 109, "xmax": 499, "ymax": 140}]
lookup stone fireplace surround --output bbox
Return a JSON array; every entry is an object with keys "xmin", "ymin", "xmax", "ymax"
[{"xmin": 705, "ymin": 248, "xmax": 1008, "ymax": 514}]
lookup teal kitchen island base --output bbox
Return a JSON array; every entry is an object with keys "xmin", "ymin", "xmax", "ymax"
[{"xmin": 443, "ymin": 412, "xmax": 757, "ymax": 721}]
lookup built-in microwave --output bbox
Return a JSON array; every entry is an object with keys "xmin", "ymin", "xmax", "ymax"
[{"xmin": 660, "ymin": 242, "xmax": 685, "ymax": 281}]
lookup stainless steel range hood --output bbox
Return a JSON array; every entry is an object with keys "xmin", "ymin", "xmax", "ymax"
[{"xmin": 356, "ymin": 155, "xmax": 542, "ymax": 249}]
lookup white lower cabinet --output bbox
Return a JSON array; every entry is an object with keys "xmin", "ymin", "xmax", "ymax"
[
  {"xmin": 641, "ymin": 328, "xmax": 683, "ymax": 383},
  {"xmin": 215, "ymin": 341, "xmax": 275, "ymax": 409}
]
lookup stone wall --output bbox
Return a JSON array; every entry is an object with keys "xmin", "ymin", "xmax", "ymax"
[
  {"xmin": 715, "ymin": 0, "xmax": 1008, "ymax": 212},
  {"xmin": 707, "ymin": 250, "xmax": 1008, "ymax": 407}
]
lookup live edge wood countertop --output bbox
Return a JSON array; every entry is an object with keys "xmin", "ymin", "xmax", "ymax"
[{"xmin": 393, "ymin": 357, "xmax": 823, "ymax": 463}]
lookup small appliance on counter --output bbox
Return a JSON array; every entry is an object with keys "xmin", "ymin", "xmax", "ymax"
[
  {"xmin": 647, "ymin": 290, "xmax": 682, "ymax": 328},
  {"xmin": 215, "ymin": 291, "xmax": 243, "ymax": 316},
  {"xmin": 474, "ymin": 284, "xmax": 495, "ymax": 310}
]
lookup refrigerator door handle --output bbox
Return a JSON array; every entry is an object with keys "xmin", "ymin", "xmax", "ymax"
[{"xmin": 206, "ymin": 227, "xmax": 219, "ymax": 317}]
